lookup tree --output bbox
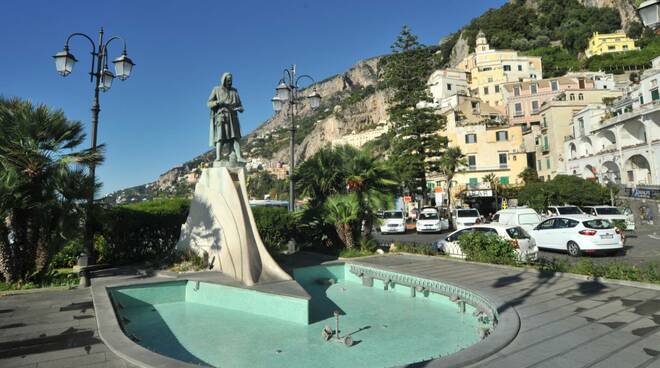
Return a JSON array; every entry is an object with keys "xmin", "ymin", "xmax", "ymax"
[
  {"xmin": 439, "ymin": 147, "xmax": 467, "ymax": 221},
  {"xmin": 0, "ymin": 97, "xmax": 102, "ymax": 283},
  {"xmin": 324, "ymin": 194, "xmax": 360, "ymax": 249},
  {"xmin": 344, "ymin": 147, "xmax": 397, "ymax": 236},
  {"xmin": 294, "ymin": 146, "xmax": 345, "ymax": 208},
  {"xmin": 380, "ymin": 26, "xmax": 446, "ymax": 202},
  {"xmin": 518, "ymin": 175, "xmax": 610, "ymax": 211},
  {"xmin": 518, "ymin": 167, "xmax": 539, "ymax": 184},
  {"xmin": 626, "ymin": 21, "xmax": 644, "ymax": 40},
  {"xmin": 482, "ymin": 173, "xmax": 500, "ymax": 210}
]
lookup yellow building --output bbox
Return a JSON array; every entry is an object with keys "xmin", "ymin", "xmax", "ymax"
[
  {"xmin": 585, "ymin": 32, "xmax": 638, "ymax": 58},
  {"xmin": 457, "ymin": 30, "xmax": 543, "ymax": 110},
  {"xmin": 428, "ymin": 95, "xmax": 527, "ymax": 212}
]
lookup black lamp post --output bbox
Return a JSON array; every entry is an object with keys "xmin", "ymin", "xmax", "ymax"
[
  {"xmin": 271, "ymin": 65, "xmax": 321, "ymax": 212},
  {"xmin": 53, "ymin": 28, "xmax": 134, "ymax": 284}
]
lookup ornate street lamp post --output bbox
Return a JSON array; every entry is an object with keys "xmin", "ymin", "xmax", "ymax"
[
  {"xmin": 271, "ymin": 65, "xmax": 321, "ymax": 212},
  {"xmin": 53, "ymin": 28, "xmax": 134, "ymax": 284}
]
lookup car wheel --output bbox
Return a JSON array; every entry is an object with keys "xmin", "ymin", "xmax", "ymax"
[{"xmin": 567, "ymin": 241, "xmax": 581, "ymax": 257}]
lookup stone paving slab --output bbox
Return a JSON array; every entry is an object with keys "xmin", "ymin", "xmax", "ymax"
[{"xmin": 1, "ymin": 254, "xmax": 660, "ymax": 367}]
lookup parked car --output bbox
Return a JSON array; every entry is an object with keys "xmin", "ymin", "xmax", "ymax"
[
  {"xmin": 380, "ymin": 210, "xmax": 406, "ymax": 234},
  {"xmin": 529, "ymin": 215, "xmax": 623, "ymax": 257},
  {"xmin": 434, "ymin": 224, "xmax": 538, "ymax": 262},
  {"xmin": 581, "ymin": 205, "xmax": 636, "ymax": 231},
  {"xmin": 543, "ymin": 205, "xmax": 584, "ymax": 217},
  {"xmin": 416, "ymin": 207, "xmax": 449, "ymax": 233},
  {"xmin": 492, "ymin": 207, "xmax": 542, "ymax": 232},
  {"xmin": 452, "ymin": 208, "xmax": 482, "ymax": 230}
]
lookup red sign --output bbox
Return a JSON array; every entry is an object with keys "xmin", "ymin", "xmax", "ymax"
[{"xmin": 403, "ymin": 196, "xmax": 412, "ymax": 203}]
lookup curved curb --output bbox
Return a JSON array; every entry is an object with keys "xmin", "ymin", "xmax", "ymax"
[{"xmin": 346, "ymin": 259, "xmax": 521, "ymax": 368}]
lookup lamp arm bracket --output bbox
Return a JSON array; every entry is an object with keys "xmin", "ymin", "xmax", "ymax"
[
  {"xmin": 65, "ymin": 32, "xmax": 96, "ymax": 52},
  {"xmin": 295, "ymin": 74, "xmax": 315, "ymax": 88}
]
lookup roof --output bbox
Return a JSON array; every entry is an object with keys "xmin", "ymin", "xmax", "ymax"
[{"xmin": 546, "ymin": 214, "xmax": 595, "ymax": 220}]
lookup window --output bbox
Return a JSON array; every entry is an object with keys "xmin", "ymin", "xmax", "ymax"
[
  {"xmin": 495, "ymin": 85, "xmax": 500, "ymax": 93},
  {"xmin": 504, "ymin": 65, "xmax": 511, "ymax": 72},
  {"xmin": 537, "ymin": 219, "xmax": 555, "ymax": 230},
  {"xmin": 517, "ymin": 65, "xmax": 523, "ymax": 71},
  {"xmin": 514, "ymin": 102, "xmax": 523, "ymax": 116},
  {"xmin": 551, "ymin": 80, "xmax": 558, "ymax": 92},
  {"xmin": 496, "ymin": 131, "xmax": 508, "ymax": 141},
  {"xmin": 468, "ymin": 155, "xmax": 476, "ymax": 169},
  {"xmin": 623, "ymin": 45, "xmax": 628, "ymax": 50},
  {"xmin": 465, "ymin": 134, "xmax": 477, "ymax": 144},
  {"xmin": 447, "ymin": 83, "xmax": 452, "ymax": 91},
  {"xmin": 483, "ymin": 86, "xmax": 489, "ymax": 95},
  {"xmin": 531, "ymin": 100, "xmax": 539, "ymax": 113},
  {"xmin": 546, "ymin": 158, "xmax": 551, "ymax": 169},
  {"xmin": 500, "ymin": 176, "xmax": 509, "ymax": 185},
  {"xmin": 531, "ymin": 83, "xmax": 537, "ymax": 95},
  {"xmin": 469, "ymin": 177, "xmax": 478, "ymax": 185},
  {"xmin": 499, "ymin": 153, "xmax": 508, "ymax": 168},
  {"xmin": 652, "ymin": 88, "xmax": 660, "ymax": 101},
  {"xmin": 578, "ymin": 93, "xmax": 584, "ymax": 101},
  {"xmin": 554, "ymin": 218, "xmax": 579, "ymax": 228},
  {"xmin": 475, "ymin": 227, "xmax": 498, "ymax": 235},
  {"xmin": 569, "ymin": 94, "xmax": 575, "ymax": 101},
  {"xmin": 514, "ymin": 86, "xmax": 520, "ymax": 97},
  {"xmin": 583, "ymin": 219, "xmax": 614, "ymax": 229},
  {"xmin": 608, "ymin": 45, "xmax": 615, "ymax": 50},
  {"xmin": 640, "ymin": 95, "xmax": 645, "ymax": 105},
  {"xmin": 537, "ymin": 160, "xmax": 542, "ymax": 170},
  {"xmin": 543, "ymin": 135, "xmax": 549, "ymax": 149},
  {"xmin": 488, "ymin": 77, "xmax": 493, "ymax": 83}
]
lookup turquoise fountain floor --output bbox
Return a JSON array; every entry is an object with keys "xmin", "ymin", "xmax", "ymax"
[{"xmin": 112, "ymin": 265, "xmax": 486, "ymax": 368}]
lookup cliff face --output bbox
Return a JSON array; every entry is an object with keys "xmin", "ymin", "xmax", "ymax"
[{"xmin": 103, "ymin": 57, "xmax": 391, "ymax": 204}]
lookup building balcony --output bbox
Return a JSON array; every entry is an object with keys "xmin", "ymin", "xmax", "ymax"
[
  {"xmin": 462, "ymin": 164, "xmax": 510, "ymax": 172},
  {"xmin": 599, "ymin": 100, "xmax": 660, "ymax": 129},
  {"xmin": 599, "ymin": 144, "xmax": 617, "ymax": 153}
]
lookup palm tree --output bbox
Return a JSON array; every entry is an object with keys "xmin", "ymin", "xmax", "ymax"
[
  {"xmin": 482, "ymin": 173, "xmax": 499, "ymax": 211},
  {"xmin": 439, "ymin": 147, "xmax": 467, "ymax": 225},
  {"xmin": 294, "ymin": 146, "xmax": 345, "ymax": 208},
  {"xmin": 324, "ymin": 194, "xmax": 360, "ymax": 249},
  {"xmin": 342, "ymin": 147, "xmax": 397, "ymax": 236},
  {"xmin": 0, "ymin": 97, "xmax": 103, "ymax": 283}
]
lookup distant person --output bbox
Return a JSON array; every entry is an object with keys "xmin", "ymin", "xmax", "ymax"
[
  {"xmin": 475, "ymin": 217, "xmax": 482, "ymax": 225},
  {"xmin": 647, "ymin": 206, "xmax": 654, "ymax": 225}
]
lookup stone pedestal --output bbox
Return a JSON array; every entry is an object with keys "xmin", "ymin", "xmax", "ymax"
[{"xmin": 176, "ymin": 166, "xmax": 291, "ymax": 286}]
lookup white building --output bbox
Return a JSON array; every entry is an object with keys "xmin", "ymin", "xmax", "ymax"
[
  {"xmin": 427, "ymin": 69, "xmax": 470, "ymax": 110},
  {"xmin": 563, "ymin": 57, "xmax": 660, "ymax": 187},
  {"xmin": 332, "ymin": 122, "xmax": 390, "ymax": 148}
]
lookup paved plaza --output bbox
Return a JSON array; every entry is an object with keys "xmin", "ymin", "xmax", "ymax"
[{"xmin": 1, "ymin": 254, "xmax": 660, "ymax": 367}]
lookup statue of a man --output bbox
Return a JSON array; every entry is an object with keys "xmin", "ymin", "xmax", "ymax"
[{"xmin": 208, "ymin": 72, "xmax": 244, "ymax": 162}]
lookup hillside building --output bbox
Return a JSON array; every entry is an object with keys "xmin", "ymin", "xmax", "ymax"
[
  {"xmin": 584, "ymin": 32, "xmax": 638, "ymax": 58},
  {"xmin": 332, "ymin": 122, "xmax": 390, "ymax": 148},
  {"xmin": 427, "ymin": 95, "xmax": 527, "ymax": 213},
  {"xmin": 427, "ymin": 68, "xmax": 470, "ymax": 110},
  {"xmin": 457, "ymin": 31, "xmax": 543, "ymax": 110},
  {"xmin": 564, "ymin": 58, "xmax": 660, "ymax": 188},
  {"xmin": 532, "ymin": 89, "xmax": 623, "ymax": 181}
]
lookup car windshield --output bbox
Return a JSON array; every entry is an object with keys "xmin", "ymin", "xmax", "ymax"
[
  {"xmin": 583, "ymin": 219, "xmax": 614, "ymax": 229},
  {"xmin": 518, "ymin": 213, "xmax": 541, "ymax": 225},
  {"xmin": 383, "ymin": 211, "xmax": 403, "ymax": 219},
  {"xmin": 419, "ymin": 212, "xmax": 438, "ymax": 220},
  {"xmin": 457, "ymin": 209, "xmax": 479, "ymax": 217},
  {"xmin": 557, "ymin": 206, "xmax": 583, "ymax": 215},
  {"xmin": 506, "ymin": 226, "xmax": 530, "ymax": 239},
  {"xmin": 596, "ymin": 207, "xmax": 621, "ymax": 215}
]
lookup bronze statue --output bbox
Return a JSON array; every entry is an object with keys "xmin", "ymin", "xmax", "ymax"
[{"xmin": 208, "ymin": 72, "xmax": 244, "ymax": 162}]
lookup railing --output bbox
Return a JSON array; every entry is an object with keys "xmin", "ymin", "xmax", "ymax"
[
  {"xmin": 463, "ymin": 164, "xmax": 509, "ymax": 172},
  {"xmin": 600, "ymin": 144, "xmax": 617, "ymax": 152}
]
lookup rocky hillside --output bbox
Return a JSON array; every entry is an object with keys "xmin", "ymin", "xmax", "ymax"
[{"xmin": 102, "ymin": 57, "xmax": 391, "ymax": 204}]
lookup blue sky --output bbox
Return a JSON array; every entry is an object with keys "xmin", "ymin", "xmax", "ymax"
[{"xmin": 0, "ymin": 0, "xmax": 506, "ymax": 195}]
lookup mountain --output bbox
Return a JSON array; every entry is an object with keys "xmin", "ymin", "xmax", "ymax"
[
  {"xmin": 103, "ymin": 0, "xmax": 645, "ymax": 204},
  {"xmin": 102, "ymin": 57, "xmax": 390, "ymax": 204}
]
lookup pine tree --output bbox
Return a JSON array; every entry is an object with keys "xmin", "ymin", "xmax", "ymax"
[{"xmin": 380, "ymin": 26, "xmax": 446, "ymax": 202}]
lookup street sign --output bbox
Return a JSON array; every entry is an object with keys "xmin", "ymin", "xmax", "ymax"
[{"xmin": 403, "ymin": 196, "xmax": 412, "ymax": 203}]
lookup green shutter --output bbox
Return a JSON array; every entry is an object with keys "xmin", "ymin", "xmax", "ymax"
[
  {"xmin": 500, "ymin": 176, "xmax": 509, "ymax": 185},
  {"xmin": 469, "ymin": 177, "xmax": 478, "ymax": 185}
]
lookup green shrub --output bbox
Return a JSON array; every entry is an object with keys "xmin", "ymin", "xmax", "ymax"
[
  {"xmin": 391, "ymin": 242, "xmax": 436, "ymax": 256},
  {"xmin": 457, "ymin": 231, "xmax": 516, "ymax": 265},
  {"xmin": 252, "ymin": 206, "xmax": 295, "ymax": 252},
  {"xmin": 611, "ymin": 219, "xmax": 627, "ymax": 232},
  {"xmin": 50, "ymin": 240, "xmax": 83, "ymax": 268},
  {"xmin": 99, "ymin": 198, "xmax": 190, "ymax": 265}
]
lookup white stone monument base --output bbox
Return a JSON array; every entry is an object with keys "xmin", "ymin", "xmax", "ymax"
[{"xmin": 176, "ymin": 166, "xmax": 292, "ymax": 286}]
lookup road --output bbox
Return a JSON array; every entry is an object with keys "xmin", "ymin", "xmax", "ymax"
[{"xmin": 372, "ymin": 223, "xmax": 660, "ymax": 265}]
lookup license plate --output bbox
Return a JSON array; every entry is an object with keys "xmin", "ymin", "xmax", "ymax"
[
  {"xmin": 388, "ymin": 224, "xmax": 397, "ymax": 227},
  {"xmin": 600, "ymin": 234, "xmax": 613, "ymax": 239}
]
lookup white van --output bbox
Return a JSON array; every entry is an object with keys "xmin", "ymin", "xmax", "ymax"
[
  {"xmin": 493, "ymin": 207, "xmax": 542, "ymax": 232},
  {"xmin": 452, "ymin": 208, "xmax": 482, "ymax": 230}
]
